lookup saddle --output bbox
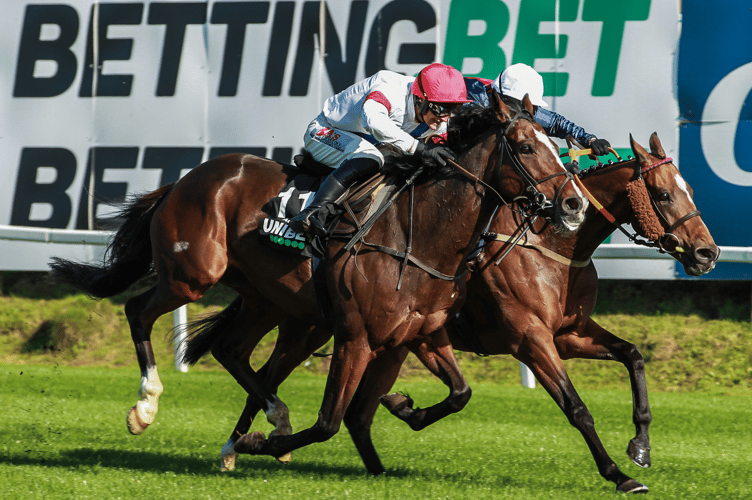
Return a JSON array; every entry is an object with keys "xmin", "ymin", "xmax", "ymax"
[
  {"xmin": 293, "ymin": 151, "xmax": 404, "ymax": 258},
  {"xmin": 259, "ymin": 151, "xmax": 409, "ymax": 260}
]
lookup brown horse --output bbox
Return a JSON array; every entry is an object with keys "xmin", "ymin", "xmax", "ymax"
[
  {"xmin": 49, "ymin": 92, "xmax": 586, "ymax": 453},
  {"xmin": 207, "ymin": 132, "xmax": 718, "ymax": 493}
]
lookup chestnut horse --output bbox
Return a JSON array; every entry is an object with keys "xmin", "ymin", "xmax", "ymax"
[
  {"xmin": 49, "ymin": 93, "xmax": 585, "ymax": 453},
  {"xmin": 204, "ymin": 132, "xmax": 717, "ymax": 493}
]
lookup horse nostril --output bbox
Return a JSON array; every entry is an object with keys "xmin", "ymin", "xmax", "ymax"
[
  {"xmin": 563, "ymin": 196, "xmax": 582, "ymax": 214},
  {"xmin": 694, "ymin": 246, "xmax": 719, "ymax": 263}
]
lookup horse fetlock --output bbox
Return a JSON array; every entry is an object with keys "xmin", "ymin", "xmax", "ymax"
[
  {"xmin": 234, "ymin": 431, "xmax": 267, "ymax": 455},
  {"xmin": 220, "ymin": 439, "xmax": 239, "ymax": 471},
  {"xmin": 268, "ymin": 424, "xmax": 294, "ymax": 464},
  {"xmin": 627, "ymin": 439, "xmax": 651, "ymax": 469}
]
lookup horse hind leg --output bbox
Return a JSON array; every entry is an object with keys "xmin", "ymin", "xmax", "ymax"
[
  {"xmin": 208, "ymin": 299, "xmax": 291, "ymax": 470},
  {"xmin": 380, "ymin": 328, "xmax": 472, "ymax": 431},
  {"xmin": 124, "ymin": 281, "xmax": 198, "ymax": 435},
  {"xmin": 234, "ymin": 338, "xmax": 373, "ymax": 466},
  {"xmin": 125, "ymin": 270, "xmax": 214, "ymax": 435},
  {"xmin": 344, "ymin": 346, "xmax": 409, "ymax": 475}
]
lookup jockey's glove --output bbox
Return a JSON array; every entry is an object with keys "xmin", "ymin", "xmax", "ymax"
[
  {"xmin": 589, "ymin": 138, "xmax": 611, "ymax": 156},
  {"xmin": 415, "ymin": 141, "xmax": 457, "ymax": 167}
]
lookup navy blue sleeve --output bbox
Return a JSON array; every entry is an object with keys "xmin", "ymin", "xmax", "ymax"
[
  {"xmin": 534, "ymin": 108, "xmax": 596, "ymax": 145},
  {"xmin": 464, "ymin": 77, "xmax": 490, "ymax": 108}
]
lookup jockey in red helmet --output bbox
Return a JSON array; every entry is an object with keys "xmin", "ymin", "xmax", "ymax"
[{"xmin": 288, "ymin": 63, "xmax": 471, "ymax": 240}]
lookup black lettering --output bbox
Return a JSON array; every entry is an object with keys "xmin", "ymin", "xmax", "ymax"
[
  {"xmin": 143, "ymin": 147, "xmax": 204, "ymax": 186},
  {"xmin": 14, "ymin": 5, "xmax": 79, "ymax": 97},
  {"xmin": 148, "ymin": 2, "xmax": 208, "ymax": 97},
  {"xmin": 79, "ymin": 3, "xmax": 143, "ymax": 97},
  {"xmin": 365, "ymin": 0, "xmax": 436, "ymax": 76},
  {"xmin": 290, "ymin": 1, "xmax": 368, "ymax": 96},
  {"xmin": 263, "ymin": 1, "xmax": 295, "ymax": 97},
  {"xmin": 75, "ymin": 147, "xmax": 139, "ymax": 229},
  {"xmin": 11, "ymin": 148, "xmax": 77, "ymax": 228},
  {"xmin": 211, "ymin": 2, "xmax": 270, "ymax": 97}
]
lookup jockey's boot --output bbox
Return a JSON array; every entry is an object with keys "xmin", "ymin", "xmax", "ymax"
[{"xmin": 288, "ymin": 157, "xmax": 380, "ymax": 237}]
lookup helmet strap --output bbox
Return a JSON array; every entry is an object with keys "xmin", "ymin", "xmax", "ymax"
[{"xmin": 416, "ymin": 69, "xmax": 430, "ymax": 116}]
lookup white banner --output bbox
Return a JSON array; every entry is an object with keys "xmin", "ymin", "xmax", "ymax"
[{"xmin": 0, "ymin": 0, "xmax": 681, "ymax": 276}]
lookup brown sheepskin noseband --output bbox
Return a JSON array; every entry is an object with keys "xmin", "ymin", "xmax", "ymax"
[{"xmin": 625, "ymin": 177, "xmax": 664, "ymax": 241}]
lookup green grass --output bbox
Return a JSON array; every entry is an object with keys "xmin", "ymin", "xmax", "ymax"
[{"xmin": 1, "ymin": 365, "xmax": 750, "ymax": 499}]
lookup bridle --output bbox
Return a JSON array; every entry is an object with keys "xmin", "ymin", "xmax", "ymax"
[
  {"xmin": 448, "ymin": 105, "xmax": 575, "ymax": 219},
  {"xmin": 574, "ymin": 155, "xmax": 701, "ymax": 254},
  {"xmin": 636, "ymin": 157, "xmax": 701, "ymax": 253}
]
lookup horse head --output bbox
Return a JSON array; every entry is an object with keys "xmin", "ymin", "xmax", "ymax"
[
  {"xmin": 488, "ymin": 91, "xmax": 587, "ymax": 233},
  {"xmin": 628, "ymin": 133, "xmax": 719, "ymax": 276}
]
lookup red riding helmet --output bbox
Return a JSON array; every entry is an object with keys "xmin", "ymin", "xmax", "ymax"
[{"xmin": 411, "ymin": 63, "xmax": 471, "ymax": 117}]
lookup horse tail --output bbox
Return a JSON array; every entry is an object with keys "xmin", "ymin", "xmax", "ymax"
[
  {"xmin": 181, "ymin": 295, "xmax": 243, "ymax": 365},
  {"xmin": 49, "ymin": 184, "xmax": 173, "ymax": 298}
]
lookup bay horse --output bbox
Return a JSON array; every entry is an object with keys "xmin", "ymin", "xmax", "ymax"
[
  {"xmin": 205, "ymin": 132, "xmax": 718, "ymax": 493},
  {"xmin": 49, "ymin": 92, "xmax": 586, "ymax": 454}
]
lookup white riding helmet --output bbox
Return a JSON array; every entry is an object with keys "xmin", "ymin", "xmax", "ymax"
[{"xmin": 492, "ymin": 63, "xmax": 548, "ymax": 108}]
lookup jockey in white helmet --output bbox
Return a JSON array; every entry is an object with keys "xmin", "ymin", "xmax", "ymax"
[{"xmin": 487, "ymin": 63, "xmax": 611, "ymax": 155}]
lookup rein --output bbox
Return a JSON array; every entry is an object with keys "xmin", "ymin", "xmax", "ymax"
[{"xmin": 345, "ymin": 105, "xmax": 573, "ymax": 289}]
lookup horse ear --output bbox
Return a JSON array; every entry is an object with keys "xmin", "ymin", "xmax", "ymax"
[
  {"xmin": 629, "ymin": 133, "xmax": 652, "ymax": 166},
  {"xmin": 490, "ymin": 89, "xmax": 513, "ymax": 121},
  {"xmin": 648, "ymin": 132, "xmax": 666, "ymax": 159},
  {"xmin": 521, "ymin": 94, "xmax": 535, "ymax": 115}
]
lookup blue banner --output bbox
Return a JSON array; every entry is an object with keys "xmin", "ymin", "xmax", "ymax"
[{"xmin": 677, "ymin": 0, "xmax": 752, "ymax": 279}]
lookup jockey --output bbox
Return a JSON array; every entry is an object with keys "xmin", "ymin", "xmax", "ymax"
[
  {"xmin": 470, "ymin": 63, "xmax": 611, "ymax": 155},
  {"xmin": 288, "ymin": 63, "xmax": 472, "ymax": 237}
]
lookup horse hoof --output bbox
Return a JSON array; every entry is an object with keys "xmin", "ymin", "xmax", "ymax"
[
  {"xmin": 617, "ymin": 479, "xmax": 649, "ymax": 494},
  {"xmin": 234, "ymin": 431, "xmax": 267, "ymax": 455},
  {"xmin": 126, "ymin": 406, "xmax": 148, "ymax": 435},
  {"xmin": 380, "ymin": 393, "xmax": 414, "ymax": 418},
  {"xmin": 220, "ymin": 452, "xmax": 238, "ymax": 471},
  {"xmin": 627, "ymin": 440, "xmax": 651, "ymax": 468},
  {"xmin": 220, "ymin": 439, "xmax": 238, "ymax": 471}
]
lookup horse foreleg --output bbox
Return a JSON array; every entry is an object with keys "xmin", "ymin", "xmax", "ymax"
[
  {"xmin": 234, "ymin": 339, "xmax": 372, "ymax": 466},
  {"xmin": 380, "ymin": 328, "xmax": 472, "ymax": 431},
  {"xmin": 557, "ymin": 318, "xmax": 652, "ymax": 468},
  {"xmin": 523, "ymin": 333, "xmax": 648, "ymax": 494},
  {"xmin": 343, "ymin": 346, "xmax": 409, "ymax": 475}
]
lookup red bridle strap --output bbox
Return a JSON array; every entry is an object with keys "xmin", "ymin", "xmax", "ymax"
[{"xmin": 641, "ymin": 157, "xmax": 673, "ymax": 175}]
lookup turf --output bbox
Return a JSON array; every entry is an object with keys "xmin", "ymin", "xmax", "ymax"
[{"xmin": 2, "ymin": 364, "xmax": 750, "ymax": 499}]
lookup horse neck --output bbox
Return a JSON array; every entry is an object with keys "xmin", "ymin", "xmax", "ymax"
[{"xmin": 411, "ymin": 137, "xmax": 500, "ymax": 265}]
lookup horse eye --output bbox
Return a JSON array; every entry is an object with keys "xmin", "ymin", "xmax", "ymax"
[
  {"xmin": 658, "ymin": 191, "xmax": 671, "ymax": 202},
  {"xmin": 519, "ymin": 144, "xmax": 534, "ymax": 154}
]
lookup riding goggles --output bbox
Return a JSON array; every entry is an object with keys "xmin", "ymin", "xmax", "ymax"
[{"xmin": 427, "ymin": 101, "xmax": 460, "ymax": 117}]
